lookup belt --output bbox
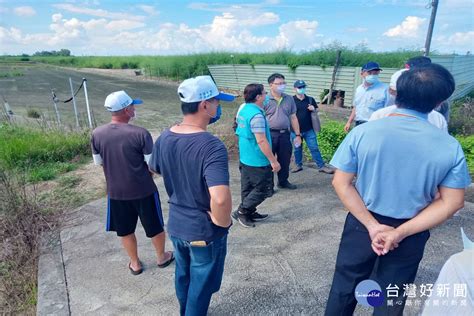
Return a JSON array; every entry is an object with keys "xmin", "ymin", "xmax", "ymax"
[{"xmin": 270, "ymin": 129, "xmax": 289, "ymax": 133}]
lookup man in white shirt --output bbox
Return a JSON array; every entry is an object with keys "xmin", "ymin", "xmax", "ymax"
[{"xmin": 370, "ymin": 68, "xmax": 448, "ymax": 132}]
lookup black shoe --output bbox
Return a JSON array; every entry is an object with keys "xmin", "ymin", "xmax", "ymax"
[
  {"xmin": 277, "ymin": 181, "xmax": 297, "ymax": 190},
  {"xmin": 232, "ymin": 211, "xmax": 255, "ymax": 228},
  {"xmin": 291, "ymin": 165, "xmax": 303, "ymax": 173},
  {"xmin": 231, "ymin": 210, "xmax": 239, "ymax": 220},
  {"xmin": 250, "ymin": 212, "xmax": 269, "ymax": 221},
  {"xmin": 267, "ymin": 187, "xmax": 275, "ymax": 197}
]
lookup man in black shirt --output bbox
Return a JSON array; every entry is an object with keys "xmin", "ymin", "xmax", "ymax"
[{"xmin": 291, "ymin": 80, "xmax": 334, "ymax": 174}]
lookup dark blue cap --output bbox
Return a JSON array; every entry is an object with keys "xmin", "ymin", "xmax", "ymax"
[
  {"xmin": 362, "ymin": 61, "xmax": 382, "ymax": 72},
  {"xmin": 294, "ymin": 80, "xmax": 306, "ymax": 88}
]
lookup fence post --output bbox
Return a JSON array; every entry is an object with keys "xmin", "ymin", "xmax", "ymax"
[
  {"xmin": 328, "ymin": 50, "xmax": 342, "ymax": 105},
  {"xmin": 50, "ymin": 89, "xmax": 61, "ymax": 126},
  {"xmin": 69, "ymin": 77, "xmax": 80, "ymax": 128},
  {"xmin": 82, "ymin": 78, "xmax": 93, "ymax": 129}
]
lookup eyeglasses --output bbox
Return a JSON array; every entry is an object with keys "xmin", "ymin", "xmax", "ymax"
[{"xmin": 272, "ymin": 82, "xmax": 286, "ymax": 85}]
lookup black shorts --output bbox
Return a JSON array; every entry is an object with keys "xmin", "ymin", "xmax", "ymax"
[{"xmin": 106, "ymin": 192, "xmax": 164, "ymax": 238}]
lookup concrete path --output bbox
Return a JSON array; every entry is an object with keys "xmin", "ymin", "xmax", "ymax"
[{"xmin": 37, "ymin": 161, "xmax": 474, "ymax": 315}]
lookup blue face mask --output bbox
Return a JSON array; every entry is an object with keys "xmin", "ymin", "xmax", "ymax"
[
  {"xmin": 297, "ymin": 88, "xmax": 306, "ymax": 95},
  {"xmin": 208, "ymin": 104, "xmax": 222, "ymax": 125},
  {"xmin": 365, "ymin": 75, "xmax": 379, "ymax": 85},
  {"xmin": 263, "ymin": 95, "xmax": 270, "ymax": 107}
]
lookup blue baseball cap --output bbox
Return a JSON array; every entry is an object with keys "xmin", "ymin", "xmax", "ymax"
[
  {"xmin": 294, "ymin": 80, "xmax": 306, "ymax": 88},
  {"xmin": 362, "ymin": 61, "xmax": 382, "ymax": 72}
]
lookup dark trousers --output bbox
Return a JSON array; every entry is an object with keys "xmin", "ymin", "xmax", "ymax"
[
  {"xmin": 270, "ymin": 130, "xmax": 292, "ymax": 185},
  {"xmin": 325, "ymin": 212, "xmax": 430, "ymax": 316},
  {"xmin": 239, "ymin": 163, "xmax": 272, "ymax": 215}
]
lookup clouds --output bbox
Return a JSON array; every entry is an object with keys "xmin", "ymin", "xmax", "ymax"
[
  {"xmin": 14, "ymin": 6, "xmax": 36, "ymax": 17},
  {"xmin": 52, "ymin": 3, "xmax": 145, "ymax": 21},
  {"xmin": 0, "ymin": 1, "xmax": 471, "ymax": 55},
  {"xmin": 383, "ymin": 16, "xmax": 426, "ymax": 38}
]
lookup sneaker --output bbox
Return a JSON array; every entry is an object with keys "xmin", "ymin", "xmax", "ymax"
[
  {"xmin": 277, "ymin": 181, "xmax": 297, "ymax": 190},
  {"xmin": 267, "ymin": 187, "xmax": 276, "ymax": 197},
  {"xmin": 231, "ymin": 210, "xmax": 239, "ymax": 220},
  {"xmin": 318, "ymin": 164, "xmax": 335, "ymax": 174},
  {"xmin": 250, "ymin": 212, "xmax": 269, "ymax": 221},
  {"xmin": 291, "ymin": 165, "xmax": 303, "ymax": 173},
  {"xmin": 232, "ymin": 211, "xmax": 255, "ymax": 228}
]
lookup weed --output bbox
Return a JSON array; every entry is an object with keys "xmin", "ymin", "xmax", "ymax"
[{"xmin": 26, "ymin": 108, "xmax": 41, "ymax": 119}]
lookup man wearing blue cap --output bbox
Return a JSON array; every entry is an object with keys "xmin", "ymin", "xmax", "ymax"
[
  {"xmin": 291, "ymin": 79, "xmax": 335, "ymax": 174},
  {"xmin": 149, "ymin": 76, "xmax": 235, "ymax": 315},
  {"xmin": 91, "ymin": 90, "xmax": 174, "ymax": 276},
  {"xmin": 344, "ymin": 61, "xmax": 391, "ymax": 132}
]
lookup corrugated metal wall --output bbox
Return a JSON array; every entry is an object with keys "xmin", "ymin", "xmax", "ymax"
[
  {"xmin": 431, "ymin": 55, "xmax": 474, "ymax": 101},
  {"xmin": 208, "ymin": 55, "xmax": 473, "ymax": 106}
]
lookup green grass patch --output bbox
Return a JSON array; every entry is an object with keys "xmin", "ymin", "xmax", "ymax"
[
  {"xmin": 0, "ymin": 124, "xmax": 90, "ymax": 181},
  {"xmin": 0, "ymin": 71, "xmax": 24, "ymax": 77}
]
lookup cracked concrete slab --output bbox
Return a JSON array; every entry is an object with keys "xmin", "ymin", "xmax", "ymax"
[{"xmin": 37, "ymin": 161, "xmax": 474, "ymax": 315}]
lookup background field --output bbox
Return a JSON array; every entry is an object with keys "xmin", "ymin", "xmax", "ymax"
[{"xmin": 1, "ymin": 49, "xmax": 423, "ymax": 81}]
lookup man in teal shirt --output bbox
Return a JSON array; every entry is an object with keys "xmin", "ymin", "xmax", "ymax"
[
  {"xmin": 325, "ymin": 64, "xmax": 471, "ymax": 315},
  {"xmin": 233, "ymin": 83, "xmax": 280, "ymax": 228}
]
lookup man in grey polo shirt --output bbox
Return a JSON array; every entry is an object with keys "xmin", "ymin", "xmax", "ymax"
[{"xmin": 264, "ymin": 73, "xmax": 302, "ymax": 190}]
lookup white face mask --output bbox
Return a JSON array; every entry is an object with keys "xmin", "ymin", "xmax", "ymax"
[
  {"xmin": 276, "ymin": 84, "xmax": 286, "ymax": 93},
  {"xmin": 127, "ymin": 107, "xmax": 136, "ymax": 121}
]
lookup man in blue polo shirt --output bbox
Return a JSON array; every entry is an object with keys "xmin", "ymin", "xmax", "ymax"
[
  {"xmin": 344, "ymin": 61, "xmax": 390, "ymax": 132},
  {"xmin": 233, "ymin": 83, "xmax": 280, "ymax": 228},
  {"xmin": 325, "ymin": 64, "xmax": 471, "ymax": 315},
  {"xmin": 149, "ymin": 76, "xmax": 234, "ymax": 316}
]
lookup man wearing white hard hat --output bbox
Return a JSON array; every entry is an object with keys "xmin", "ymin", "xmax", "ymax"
[
  {"xmin": 91, "ymin": 90, "xmax": 174, "ymax": 276},
  {"xmin": 149, "ymin": 76, "xmax": 235, "ymax": 315}
]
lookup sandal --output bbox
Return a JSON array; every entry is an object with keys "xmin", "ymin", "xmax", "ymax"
[
  {"xmin": 157, "ymin": 251, "xmax": 175, "ymax": 268},
  {"xmin": 128, "ymin": 261, "xmax": 143, "ymax": 275}
]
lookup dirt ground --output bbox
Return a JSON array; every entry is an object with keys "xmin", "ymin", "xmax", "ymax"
[{"xmin": 0, "ymin": 63, "xmax": 243, "ymax": 131}]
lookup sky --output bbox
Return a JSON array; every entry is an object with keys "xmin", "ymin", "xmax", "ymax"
[{"xmin": 0, "ymin": 0, "xmax": 472, "ymax": 56}]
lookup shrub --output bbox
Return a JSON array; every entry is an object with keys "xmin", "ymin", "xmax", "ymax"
[
  {"xmin": 449, "ymin": 96, "xmax": 474, "ymax": 135},
  {"xmin": 455, "ymin": 135, "xmax": 474, "ymax": 174},
  {"xmin": 304, "ymin": 120, "xmax": 346, "ymax": 162},
  {"xmin": 26, "ymin": 108, "xmax": 41, "ymax": 118}
]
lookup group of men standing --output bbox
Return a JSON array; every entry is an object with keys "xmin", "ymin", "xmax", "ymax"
[
  {"xmin": 233, "ymin": 73, "xmax": 335, "ymax": 227},
  {"xmin": 91, "ymin": 58, "xmax": 470, "ymax": 316}
]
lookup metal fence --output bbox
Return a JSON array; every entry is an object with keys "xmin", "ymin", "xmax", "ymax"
[{"xmin": 208, "ymin": 55, "xmax": 474, "ymax": 106}]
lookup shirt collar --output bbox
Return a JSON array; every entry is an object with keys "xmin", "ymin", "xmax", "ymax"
[{"xmin": 393, "ymin": 107, "xmax": 429, "ymax": 121}]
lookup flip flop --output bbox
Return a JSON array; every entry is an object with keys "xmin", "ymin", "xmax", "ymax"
[
  {"xmin": 128, "ymin": 261, "xmax": 143, "ymax": 275},
  {"xmin": 157, "ymin": 251, "xmax": 175, "ymax": 268}
]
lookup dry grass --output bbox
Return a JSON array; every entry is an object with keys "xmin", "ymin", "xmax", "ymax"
[{"xmin": 0, "ymin": 169, "xmax": 57, "ymax": 314}]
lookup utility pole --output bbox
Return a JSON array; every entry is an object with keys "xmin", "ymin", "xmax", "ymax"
[{"xmin": 424, "ymin": 0, "xmax": 439, "ymax": 56}]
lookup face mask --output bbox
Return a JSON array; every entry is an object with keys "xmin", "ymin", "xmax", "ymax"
[
  {"xmin": 208, "ymin": 104, "xmax": 222, "ymax": 125},
  {"xmin": 276, "ymin": 84, "xmax": 286, "ymax": 93},
  {"xmin": 365, "ymin": 75, "xmax": 379, "ymax": 85},
  {"xmin": 127, "ymin": 107, "xmax": 136, "ymax": 121},
  {"xmin": 263, "ymin": 95, "xmax": 270, "ymax": 107},
  {"xmin": 297, "ymin": 88, "xmax": 306, "ymax": 95}
]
